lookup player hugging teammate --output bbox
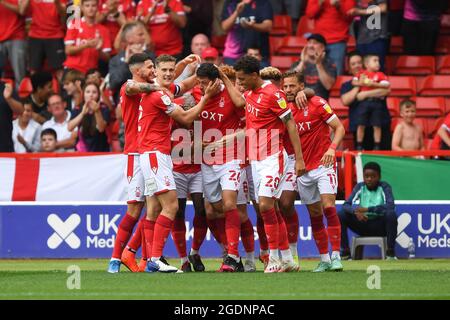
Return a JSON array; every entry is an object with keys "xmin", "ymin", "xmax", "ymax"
[{"xmin": 108, "ymin": 53, "xmax": 345, "ymax": 274}]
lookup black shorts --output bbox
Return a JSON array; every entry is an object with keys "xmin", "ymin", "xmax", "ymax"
[
  {"xmin": 357, "ymin": 100, "xmax": 385, "ymax": 127},
  {"xmin": 29, "ymin": 37, "xmax": 66, "ymax": 71}
]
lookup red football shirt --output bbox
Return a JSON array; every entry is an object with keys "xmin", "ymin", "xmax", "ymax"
[
  {"xmin": 245, "ymin": 81, "xmax": 291, "ymax": 161},
  {"xmin": 282, "ymin": 103, "xmax": 298, "ymax": 156},
  {"xmin": 354, "ymin": 70, "xmax": 389, "ymax": 92},
  {"xmin": 119, "ymin": 80, "xmax": 142, "ymax": 154},
  {"xmin": 137, "ymin": 0, "xmax": 185, "ymax": 56},
  {"xmin": 0, "ymin": 0, "xmax": 25, "ymax": 42},
  {"xmin": 138, "ymin": 90, "xmax": 177, "ymax": 154},
  {"xmin": 99, "ymin": 0, "xmax": 136, "ymax": 53},
  {"xmin": 64, "ymin": 18, "xmax": 112, "ymax": 74},
  {"xmin": 292, "ymin": 96, "xmax": 336, "ymax": 171},
  {"xmin": 27, "ymin": 0, "xmax": 67, "ymax": 39},
  {"xmin": 171, "ymin": 111, "xmax": 201, "ymax": 173},
  {"xmin": 191, "ymin": 86, "xmax": 245, "ymax": 165}
]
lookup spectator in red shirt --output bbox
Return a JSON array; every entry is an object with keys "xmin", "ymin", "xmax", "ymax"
[
  {"xmin": 19, "ymin": 0, "xmax": 67, "ymax": 82},
  {"xmin": 137, "ymin": 0, "xmax": 187, "ymax": 59},
  {"xmin": 0, "ymin": 0, "xmax": 27, "ymax": 86},
  {"xmin": 64, "ymin": 0, "xmax": 112, "ymax": 75},
  {"xmin": 97, "ymin": 0, "xmax": 136, "ymax": 55},
  {"xmin": 306, "ymin": 0, "xmax": 355, "ymax": 75}
]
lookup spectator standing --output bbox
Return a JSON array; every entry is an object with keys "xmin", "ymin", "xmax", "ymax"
[
  {"xmin": 109, "ymin": 22, "xmax": 154, "ymax": 101},
  {"xmin": 12, "ymin": 101, "xmax": 42, "ymax": 153},
  {"xmin": 97, "ymin": 0, "xmax": 135, "ymax": 55},
  {"xmin": 181, "ymin": 0, "xmax": 214, "ymax": 57},
  {"xmin": 190, "ymin": 33, "xmax": 211, "ymax": 56},
  {"xmin": 19, "ymin": 0, "xmax": 67, "ymax": 82},
  {"xmin": 402, "ymin": 0, "xmax": 447, "ymax": 55},
  {"xmin": 68, "ymin": 83, "xmax": 110, "ymax": 152},
  {"xmin": 391, "ymin": 99, "xmax": 424, "ymax": 151},
  {"xmin": 137, "ymin": 0, "xmax": 187, "ymax": 59},
  {"xmin": 270, "ymin": 0, "xmax": 304, "ymax": 35},
  {"xmin": 292, "ymin": 33, "xmax": 336, "ymax": 100},
  {"xmin": 221, "ymin": 0, "xmax": 273, "ymax": 67},
  {"xmin": 350, "ymin": 0, "xmax": 388, "ymax": 71},
  {"xmin": 339, "ymin": 162, "xmax": 398, "ymax": 259},
  {"xmin": 353, "ymin": 54, "xmax": 390, "ymax": 150},
  {"xmin": 40, "ymin": 128, "xmax": 58, "ymax": 152},
  {"xmin": 340, "ymin": 51, "xmax": 391, "ymax": 150},
  {"xmin": 305, "ymin": 0, "xmax": 355, "ymax": 75},
  {"xmin": 1, "ymin": 80, "xmax": 23, "ymax": 152},
  {"xmin": 0, "ymin": 0, "xmax": 27, "ymax": 86},
  {"xmin": 42, "ymin": 94, "xmax": 77, "ymax": 152},
  {"xmin": 64, "ymin": 0, "xmax": 112, "ymax": 74}
]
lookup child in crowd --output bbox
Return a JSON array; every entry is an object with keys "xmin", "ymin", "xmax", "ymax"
[
  {"xmin": 392, "ymin": 99, "xmax": 424, "ymax": 151},
  {"xmin": 40, "ymin": 128, "xmax": 58, "ymax": 152},
  {"xmin": 353, "ymin": 54, "xmax": 390, "ymax": 150}
]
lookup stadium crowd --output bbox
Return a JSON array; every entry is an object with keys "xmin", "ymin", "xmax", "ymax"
[{"xmin": 1, "ymin": 0, "xmax": 450, "ymax": 273}]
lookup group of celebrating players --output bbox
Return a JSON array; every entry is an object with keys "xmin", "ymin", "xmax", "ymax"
[{"xmin": 107, "ymin": 51, "xmax": 346, "ymax": 274}]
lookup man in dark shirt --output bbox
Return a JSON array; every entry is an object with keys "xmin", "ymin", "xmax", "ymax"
[
  {"xmin": 339, "ymin": 162, "xmax": 398, "ymax": 260},
  {"xmin": 1, "ymin": 79, "xmax": 23, "ymax": 152},
  {"xmin": 221, "ymin": 0, "xmax": 273, "ymax": 67},
  {"xmin": 291, "ymin": 33, "xmax": 336, "ymax": 100}
]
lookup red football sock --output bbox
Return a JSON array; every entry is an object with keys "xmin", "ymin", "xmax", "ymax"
[
  {"xmin": 225, "ymin": 208, "xmax": 241, "ymax": 256},
  {"xmin": 192, "ymin": 215, "xmax": 207, "ymax": 251},
  {"xmin": 112, "ymin": 213, "xmax": 138, "ymax": 259},
  {"xmin": 260, "ymin": 208, "xmax": 279, "ymax": 250},
  {"xmin": 143, "ymin": 219, "xmax": 155, "ymax": 260},
  {"xmin": 127, "ymin": 218, "xmax": 143, "ymax": 252},
  {"xmin": 256, "ymin": 215, "xmax": 268, "ymax": 251},
  {"xmin": 324, "ymin": 206, "xmax": 341, "ymax": 252},
  {"xmin": 283, "ymin": 211, "xmax": 299, "ymax": 244},
  {"xmin": 275, "ymin": 209, "xmax": 290, "ymax": 251},
  {"xmin": 171, "ymin": 218, "xmax": 187, "ymax": 258},
  {"xmin": 140, "ymin": 223, "xmax": 147, "ymax": 260},
  {"xmin": 310, "ymin": 215, "xmax": 329, "ymax": 254},
  {"xmin": 151, "ymin": 214, "xmax": 174, "ymax": 259},
  {"xmin": 240, "ymin": 219, "xmax": 255, "ymax": 253}
]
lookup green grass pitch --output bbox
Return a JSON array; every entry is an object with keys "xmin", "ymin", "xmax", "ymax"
[{"xmin": 1, "ymin": 259, "xmax": 449, "ymax": 300}]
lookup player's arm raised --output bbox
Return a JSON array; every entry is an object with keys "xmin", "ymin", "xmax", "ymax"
[
  {"xmin": 320, "ymin": 116, "xmax": 345, "ymax": 167},
  {"xmin": 170, "ymin": 79, "xmax": 220, "ymax": 126},
  {"xmin": 218, "ymin": 68, "xmax": 246, "ymax": 108},
  {"xmin": 282, "ymin": 112, "xmax": 306, "ymax": 177},
  {"xmin": 125, "ymin": 80, "xmax": 162, "ymax": 96}
]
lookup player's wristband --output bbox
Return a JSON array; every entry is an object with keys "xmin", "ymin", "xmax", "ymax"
[{"xmin": 329, "ymin": 143, "xmax": 337, "ymax": 150}]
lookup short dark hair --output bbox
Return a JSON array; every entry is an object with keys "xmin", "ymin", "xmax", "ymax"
[
  {"xmin": 363, "ymin": 162, "xmax": 381, "ymax": 175},
  {"xmin": 41, "ymin": 128, "xmax": 57, "ymax": 140},
  {"xmin": 196, "ymin": 63, "xmax": 220, "ymax": 80},
  {"xmin": 281, "ymin": 70, "xmax": 304, "ymax": 84},
  {"xmin": 400, "ymin": 99, "xmax": 416, "ymax": 110},
  {"xmin": 31, "ymin": 71, "xmax": 52, "ymax": 92},
  {"xmin": 155, "ymin": 54, "xmax": 176, "ymax": 67},
  {"xmin": 234, "ymin": 55, "xmax": 260, "ymax": 75},
  {"xmin": 246, "ymin": 46, "xmax": 261, "ymax": 53},
  {"xmin": 128, "ymin": 53, "xmax": 152, "ymax": 66},
  {"xmin": 86, "ymin": 69, "xmax": 101, "ymax": 77},
  {"xmin": 348, "ymin": 51, "xmax": 362, "ymax": 60}
]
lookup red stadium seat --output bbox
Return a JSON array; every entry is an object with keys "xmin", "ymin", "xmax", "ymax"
[
  {"xmin": 330, "ymin": 75, "xmax": 353, "ymax": 97},
  {"xmin": 414, "ymin": 97, "xmax": 446, "ymax": 117},
  {"xmin": 328, "ymin": 97, "xmax": 348, "ymax": 118},
  {"xmin": 436, "ymin": 36, "xmax": 450, "ymax": 54},
  {"xmin": 18, "ymin": 77, "xmax": 32, "ymax": 98},
  {"xmin": 386, "ymin": 97, "xmax": 401, "ymax": 117},
  {"xmin": 418, "ymin": 75, "xmax": 450, "ymax": 96},
  {"xmin": 388, "ymin": 76, "xmax": 417, "ymax": 96},
  {"xmin": 389, "ymin": 36, "xmax": 403, "ymax": 54},
  {"xmin": 394, "ymin": 56, "xmax": 436, "ymax": 75},
  {"xmin": 347, "ymin": 36, "xmax": 356, "ymax": 53},
  {"xmin": 276, "ymin": 36, "xmax": 307, "ymax": 56},
  {"xmin": 271, "ymin": 15, "xmax": 292, "ymax": 37},
  {"xmin": 269, "ymin": 56, "xmax": 298, "ymax": 73},
  {"xmin": 269, "ymin": 36, "xmax": 283, "ymax": 56},
  {"xmin": 211, "ymin": 35, "xmax": 226, "ymax": 54},
  {"xmin": 296, "ymin": 16, "xmax": 315, "ymax": 37},
  {"xmin": 384, "ymin": 55, "xmax": 398, "ymax": 75},
  {"xmin": 437, "ymin": 55, "xmax": 450, "ymax": 74}
]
